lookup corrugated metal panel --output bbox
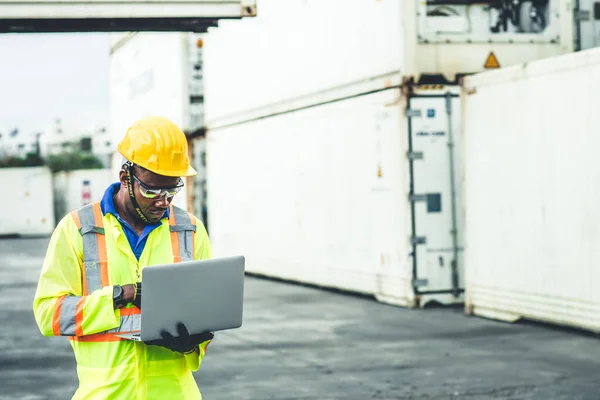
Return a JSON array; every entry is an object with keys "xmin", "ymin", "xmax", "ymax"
[
  {"xmin": 203, "ymin": 0, "xmax": 404, "ymax": 121},
  {"xmin": 463, "ymin": 46, "xmax": 600, "ymax": 332},
  {"xmin": 0, "ymin": 167, "xmax": 54, "ymax": 236}
]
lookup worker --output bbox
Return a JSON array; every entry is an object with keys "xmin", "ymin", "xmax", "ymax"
[{"xmin": 33, "ymin": 116, "xmax": 214, "ymax": 399}]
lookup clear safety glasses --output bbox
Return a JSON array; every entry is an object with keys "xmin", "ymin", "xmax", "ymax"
[{"xmin": 131, "ymin": 172, "xmax": 184, "ymax": 199}]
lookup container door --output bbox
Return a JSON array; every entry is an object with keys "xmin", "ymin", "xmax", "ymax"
[
  {"xmin": 406, "ymin": 91, "xmax": 464, "ymax": 300},
  {"xmin": 576, "ymin": 0, "xmax": 600, "ymax": 50}
]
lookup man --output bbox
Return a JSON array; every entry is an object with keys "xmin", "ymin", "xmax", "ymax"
[{"xmin": 33, "ymin": 116, "xmax": 214, "ymax": 399}]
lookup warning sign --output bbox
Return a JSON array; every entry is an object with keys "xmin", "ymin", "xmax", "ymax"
[{"xmin": 484, "ymin": 52, "xmax": 500, "ymax": 69}]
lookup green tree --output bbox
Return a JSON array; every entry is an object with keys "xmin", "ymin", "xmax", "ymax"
[{"xmin": 45, "ymin": 151, "xmax": 104, "ymax": 172}]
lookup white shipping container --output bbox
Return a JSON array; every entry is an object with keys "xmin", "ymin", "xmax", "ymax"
[
  {"xmin": 204, "ymin": 0, "xmax": 577, "ymax": 121},
  {"xmin": 0, "ymin": 167, "xmax": 55, "ymax": 236},
  {"xmin": 109, "ymin": 32, "xmax": 204, "ymax": 142},
  {"xmin": 109, "ymin": 31, "xmax": 204, "ymax": 211},
  {"xmin": 0, "ymin": 0, "xmax": 257, "ymax": 33},
  {"xmin": 53, "ymin": 169, "xmax": 115, "ymax": 222},
  {"xmin": 0, "ymin": 0, "xmax": 256, "ymax": 18},
  {"xmin": 207, "ymin": 77, "xmax": 466, "ymax": 307},
  {"xmin": 462, "ymin": 46, "xmax": 600, "ymax": 332}
]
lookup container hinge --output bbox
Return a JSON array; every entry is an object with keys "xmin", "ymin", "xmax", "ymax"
[
  {"xmin": 411, "ymin": 236, "xmax": 427, "ymax": 245},
  {"xmin": 409, "ymin": 194, "xmax": 427, "ymax": 203},
  {"xmin": 576, "ymin": 10, "xmax": 591, "ymax": 21},
  {"xmin": 407, "ymin": 151, "xmax": 424, "ymax": 160},
  {"xmin": 405, "ymin": 109, "xmax": 422, "ymax": 118},
  {"xmin": 413, "ymin": 278, "xmax": 429, "ymax": 288}
]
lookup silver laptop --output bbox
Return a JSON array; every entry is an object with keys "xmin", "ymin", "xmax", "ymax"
[{"xmin": 116, "ymin": 255, "xmax": 245, "ymax": 342}]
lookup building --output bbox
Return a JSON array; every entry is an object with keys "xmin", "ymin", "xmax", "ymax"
[
  {"xmin": 39, "ymin": 120, "xmax": 113, "ymax": 168},
  {"xmin": 0, "ymin": 128, "xmax": 40, "ymax": 160}
]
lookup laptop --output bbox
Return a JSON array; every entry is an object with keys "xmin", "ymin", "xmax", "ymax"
[{"xmin": 116, "ymin": 255, "xmax": 245, "ymax": 342}]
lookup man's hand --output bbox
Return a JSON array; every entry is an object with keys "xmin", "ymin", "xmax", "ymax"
[
  {"xmin": 121, "ymin": 284, "xmax": 136, "ymax": 304},
  {"xmin": 132, "ymin": 282, "xmax": 142, "ymax": 309},
  {"xmin": 113, "ymin": 284, "xmax": 137, "ymax": 309},
  {"xmin": 145, "ymin": 322, "xmax": 214, "ymax": 354}
]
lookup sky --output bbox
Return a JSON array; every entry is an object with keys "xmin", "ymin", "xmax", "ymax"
[{"xmin": 0, "ymin": 33, "xmax": 110, "ymax": 137}]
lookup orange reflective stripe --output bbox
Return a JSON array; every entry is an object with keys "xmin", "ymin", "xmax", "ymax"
[
  {"xmin": 70, "ymin": 210, "xmax": 88, "ymax": 294},
  {"xmin": 92, "ymin": 202, "xmax": 109, "ymax": 288},
  {"xmin": 82, "ymin": 268, "xmax": 88, "ymax": 296},
  {"xmin": 75, "ymin": 297, "xmax": 85, "ymax": 336},
  {"xmin": 70, "ymin": 210, "xmax": 82, "ymax": 229},
  {"xmin": 187, "ymin": 212, "xmax": 196, "ymax": 259},
  {"xmin": 120, "ymin": 307, "xmax": 141, "ymax": 316},
  {"xmin": 52, "ymin": 295, "xmax": 66, "ymax": 336},
  {"xmin": 169, "ymin": 205, "xmax": 182, "ymax": 263}
]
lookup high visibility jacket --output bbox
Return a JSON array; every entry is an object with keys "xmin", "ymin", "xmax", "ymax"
[{"xmin": 33, "ymin": 201, "xmax": 213, "ymax": 400}]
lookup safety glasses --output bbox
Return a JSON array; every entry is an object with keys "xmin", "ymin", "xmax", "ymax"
[{"xmin": 131, "ymin": 172, "xmax": 184, "ymax": 199}]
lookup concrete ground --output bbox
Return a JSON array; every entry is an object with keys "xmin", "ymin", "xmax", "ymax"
[{"xmin": 1, "ymin": 237, "xmax": 599, "ymax": 400}]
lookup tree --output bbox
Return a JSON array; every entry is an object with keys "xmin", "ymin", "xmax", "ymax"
[{"xmin": 44, "ymin": 151, "xmax": 104, "ymax": 172}]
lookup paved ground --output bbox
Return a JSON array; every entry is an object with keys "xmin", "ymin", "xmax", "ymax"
[{"xmin": 1, "ymin": 237, "xmax": 599, "ymax": 400}]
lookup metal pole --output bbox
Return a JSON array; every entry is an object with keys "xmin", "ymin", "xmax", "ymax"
[{"xmin": 445, "ymin": 92, "xmax": 460, "ymax": 298}]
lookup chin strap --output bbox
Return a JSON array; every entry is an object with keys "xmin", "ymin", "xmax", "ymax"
[{"xmin": 124, "ymin": 162, "xmax": 152, "ymax": 224}]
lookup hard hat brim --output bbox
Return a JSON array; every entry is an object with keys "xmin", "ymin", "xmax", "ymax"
[{"xmin": 155, "ymin": 164, "xmax": 197, "ymax": 178}]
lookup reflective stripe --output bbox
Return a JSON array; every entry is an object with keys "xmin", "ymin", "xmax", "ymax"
[
  {"xmin": 169, "ymin": 205, "xmax": 196, "ymax": 262},
  {"xmin": 52, "ymin": 295, "xmax": 85, "ymax": 336},
  {"xmin": 188, "ymin": 211, "xmax": 197, "ymax": 260},
  {"xmin": 52, "ymin": 295, "xmax": 65, "ymax": 336},
  {"xmin": 74, "ymin": 202, "xmax": 109, "ymax": 294},
  {"xmin": 70, "ymin": 333, "xmax": 124, "ymax": 342},
  {"xmin": 107, "ymin": 310, "xmax": 141, "ymax": 334}
]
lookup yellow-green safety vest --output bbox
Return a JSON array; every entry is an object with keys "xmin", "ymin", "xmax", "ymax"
[{"xmin": 33, "ymin": 201, "xmax": 213, "ymax": 400}]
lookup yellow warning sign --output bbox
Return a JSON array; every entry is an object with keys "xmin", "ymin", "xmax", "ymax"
[{"xmin": 484, "ymin": 52, "xmax": 500, "ymax": 69}]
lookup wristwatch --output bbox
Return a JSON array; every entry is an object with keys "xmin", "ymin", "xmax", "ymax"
[{"xmin": 113, "ymin": 285, "xmax": 126, "ymax": 309}]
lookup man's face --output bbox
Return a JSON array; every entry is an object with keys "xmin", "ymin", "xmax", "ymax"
[{"xmin": 121, "ymin": 165, "xmax": 183, "ymax": 223}]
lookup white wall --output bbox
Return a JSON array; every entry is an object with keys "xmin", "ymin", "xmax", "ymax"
[
  {"xmin": 0, "ymin": 167, "xmax": 54, "ymax": 236},
  {"xmin": 463, "ymin": 47, "xmax": 600, "ymax": 332}
]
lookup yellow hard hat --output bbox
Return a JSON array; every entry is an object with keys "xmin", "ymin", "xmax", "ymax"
[{"xmin": 117, "ymin": 116, "xmax": 197, "ymax": 177}]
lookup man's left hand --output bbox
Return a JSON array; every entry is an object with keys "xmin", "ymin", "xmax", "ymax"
[{"xmin": 145, "ymin": 322, "xmax": 214, "ymax": 354}]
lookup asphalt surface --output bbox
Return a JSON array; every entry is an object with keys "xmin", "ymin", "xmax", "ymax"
[{"xmin": 1, "ymin": 237, "xmax": 599, "ymax": 400}]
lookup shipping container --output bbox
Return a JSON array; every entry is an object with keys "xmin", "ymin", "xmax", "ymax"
[
  {"xmin": 0, "ymin": 0, "xmax": 257, "ymax": 33},
  {"xmin": 0, "ymin": 167, "xmax": 55, "ymax": 237},
  {"xmin": 462, "ymin": 46, "xmax": 600, "ymax": 332},
  {"xmin": 207, "ymin": 75, "xmax": 465, "ymax": 307},
  {"xmin": 53, "ymin": 169, "xmax": 115, "ymax": 223},
  {"xmin": 108, "ymin": 31, "xmax": 203, "ymax": 211},
  {"xmin": 203, "ymin": 0, "xmax": 580, "ymax": 121},
  {"xmin": 202, "ymin": 0, "xmax": 589, "ymax": 306}
]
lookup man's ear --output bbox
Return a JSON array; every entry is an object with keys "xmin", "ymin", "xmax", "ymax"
[{"xmin": 119, "ymin": 170, "xmax": 128, "ymax": 187}]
